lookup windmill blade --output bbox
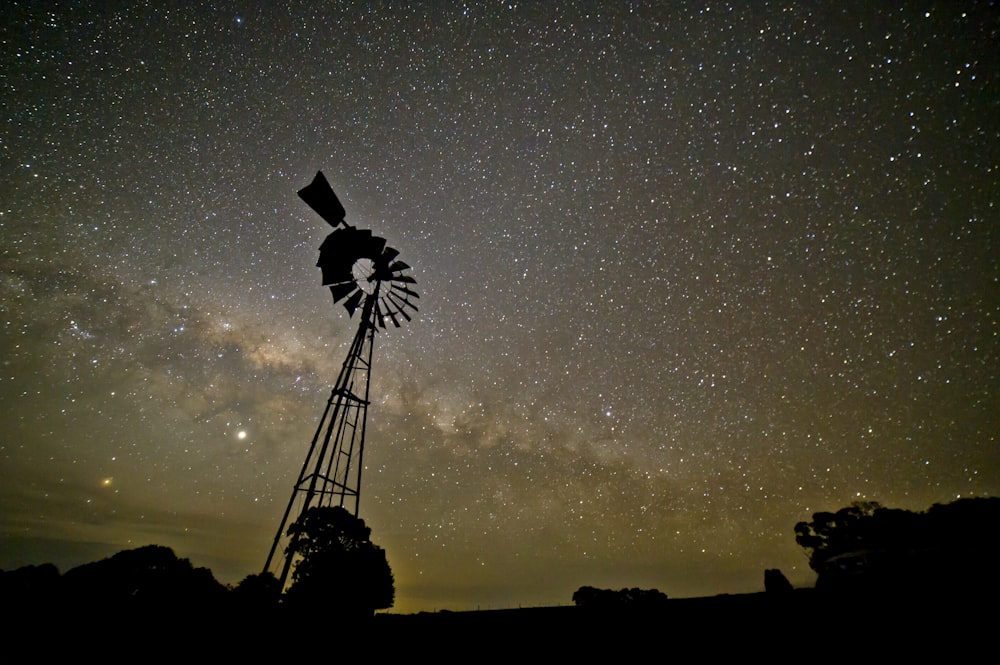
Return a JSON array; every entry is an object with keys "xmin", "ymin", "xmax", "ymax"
[
  {"xmin": 391, "ymin": 274, "xmax": 417, "ymax": 284},
  {"xmin": 343, "ymin": 289, "xmax": 364, "ymax": 316},
  {"xmin": 318, "ymin": 228, "xmax": 365, "ymax": 284},
  {"xmin": 328, "ymin": 281, "xmax": 356, "ymax": 304},
  {"xmin": 396, "ymin": 296, "xmax": 420, "ymax": 312},
  {"xmin": 384, "ymin": 305, "xmax": 401, "ymax": 328},
  {"xmin": 386, "ymin": 290, "xmax": 409, "ymax": 311},
  {"xmin": 298, "ymin": 172, "xmax": 346, "ymax": 228},
  {"xmin": 388, "ymin": 260, "xmax": 410, "ymax": 272},
  {"xmin": 386, "ymin": 292, "xmax": 416, "ymax": 322},
  {"xmin": 361, "ymin": 233, "xmax": 387, "ymax": 258},
  {"xmin": 318, "ymin": 264, "xmax": 352, "ymax": 287},
  {"xmin": 390, "ymin": 284, "xmax": 420, "ymax": 299},
  {"xmin": 373, "ymin": 248, "xmax": 401, "ymax": 279}
]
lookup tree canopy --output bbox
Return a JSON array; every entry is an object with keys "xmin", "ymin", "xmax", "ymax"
[
  {"xmin": 794, "ymin": 497, "xmax": 1000, "ymax": 593},
  {"xmin": 61, "ymin": 544, "xmax": 226, "ymax": 607},
  {"xmin": 284, "ymin": 506, "xmax": 394, "ymax": 615},
  {"xmin": 572, "ymin": 585, "xmax": 668, "ymax": 610},
  {"xmin": 232, "ymin": 571, "xmax": 281, "ymax": 609}
]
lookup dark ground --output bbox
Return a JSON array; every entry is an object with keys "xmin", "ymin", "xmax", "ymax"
[
  {"xmin": 371, "ymin": 589, "xmax": 990, "ymax": 659},
  {"xmin": 11, "ymin": 588, "xmax": 989, "ymax": 660}
]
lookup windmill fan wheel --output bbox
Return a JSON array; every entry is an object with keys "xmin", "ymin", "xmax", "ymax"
[{"xmin": 300, "ymin": 172, "xmax": 419, "ymax": 328}]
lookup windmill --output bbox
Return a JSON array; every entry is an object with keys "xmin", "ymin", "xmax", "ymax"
[{"xmin": 263, "ymin": 171, "xmax": 418, "ymax": 588}]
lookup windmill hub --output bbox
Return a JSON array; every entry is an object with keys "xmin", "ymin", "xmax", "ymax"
[{"xmin": 352, "ymin": 258, "xmax": 376, "ymax": 294}]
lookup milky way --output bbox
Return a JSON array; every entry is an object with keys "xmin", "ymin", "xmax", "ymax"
[{"xmin": 2, "ymin": 2, "xmax": 998, "ymax": 612}]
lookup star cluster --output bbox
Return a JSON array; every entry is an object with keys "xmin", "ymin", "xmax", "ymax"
[{"xmin": 2, "ymin": 2, "xmax": 997, "ymax": 612}]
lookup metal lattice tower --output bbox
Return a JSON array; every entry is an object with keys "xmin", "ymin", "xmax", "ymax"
[{"xmin": 264, "ymin": 172, "xmax": 418, "ymax": 588}]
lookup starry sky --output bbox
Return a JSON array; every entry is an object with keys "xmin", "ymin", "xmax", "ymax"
[{"xmin": 2, "ymin": 1, "xmax": 998, "ymax": 613}]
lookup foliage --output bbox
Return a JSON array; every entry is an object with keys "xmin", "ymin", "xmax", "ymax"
[
  {"xmin": 0, "ymin": 563, "xmax": 61, "ymax": 607},
  {"xmin": 794, "ymin": 497, "xmax": 1000, "ymax": 592},
  {"xmin": 793, "ymin": 501, "xmax": 884, "ymax": 569},
  {"xmin": 61, "ymin": 544, "xmax": 227, "ymax": 608},
  {"xmin": 572, "ymin": 585, "xmax": 668, "ymax": 610},
  {"xmin": 232, "ymin": 571, "xmax": 281, "ymax": 608},
  {"xmin": 284, "ymin": 506, "xmax": 394, "ymax": 615}
]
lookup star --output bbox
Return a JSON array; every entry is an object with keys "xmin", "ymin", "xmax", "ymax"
[{"xmin": 0, "ymin": 1, "xmax": 996, "ymax": 614}]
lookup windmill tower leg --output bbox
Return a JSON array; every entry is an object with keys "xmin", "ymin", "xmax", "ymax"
[{"xmin": 263, "ymin": 293, "xmax": 378, "ymax": 588}]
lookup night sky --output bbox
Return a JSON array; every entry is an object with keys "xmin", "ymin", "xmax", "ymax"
[{"xmin": 2, "ymin": 2, "xmax": 998, "ymax": 613}]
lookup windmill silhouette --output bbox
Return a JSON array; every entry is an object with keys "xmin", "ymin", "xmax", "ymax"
[{"xmin": 264, "ymin": 172, "xmax": 418, "ymax": 588}]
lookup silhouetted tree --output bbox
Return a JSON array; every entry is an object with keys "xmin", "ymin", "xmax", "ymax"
[
  {"xmin": 793, "ymin": 501, "xmax": 882, "ymax": 565},
  {"xmin": 0, "ymin": 563, "xmax": 61, "ymax": 608},
  {"xmin": 794, "ymin": 497, "xmax": 1000, "ymax": 594},
  {"xmin": 284, "ymin": 506, "xmax": 394, "ymax": 616},
  {"xmin": 61, "ymin": 544, "xmax": 226, "ymax": 610},
  {"xmin": 232, "ymin": 571, "xmax": 282, "ymax": 610},
  {"xmin": 572, "ymin": 585, "xmax": 668, "ymax": 610}
]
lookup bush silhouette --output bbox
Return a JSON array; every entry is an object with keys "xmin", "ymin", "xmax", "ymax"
[
  {"xmin": 61, "ymin": 544, "xmax": 226, "ymax": 610},
  {"xmin": 284, "ymin": 506, "xmax": 394, "ymax": 616}
]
